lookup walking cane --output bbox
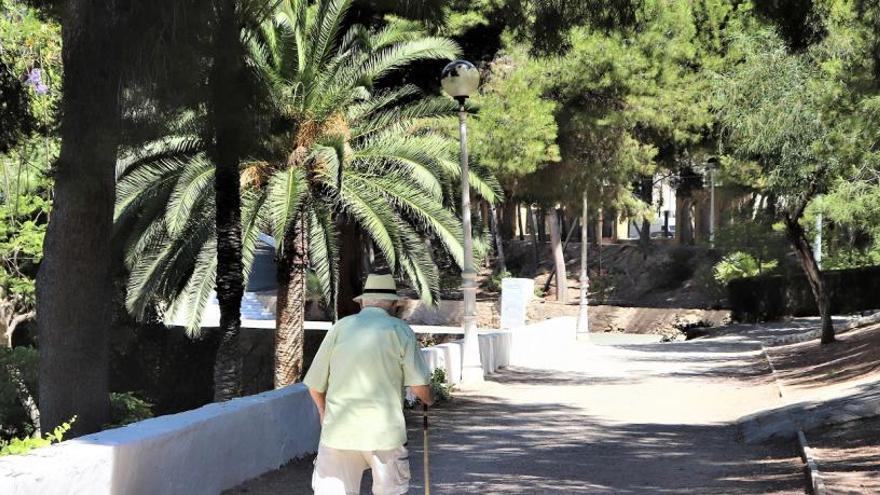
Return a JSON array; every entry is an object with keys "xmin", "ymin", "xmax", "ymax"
[{"xmin": 423, "ymin": 403, "xmax": 431, "ymax": 495}]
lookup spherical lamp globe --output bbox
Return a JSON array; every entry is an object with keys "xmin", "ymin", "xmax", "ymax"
[{"xmin": 441, "ymin": 60, "xmax": 479, "ymax": 100}]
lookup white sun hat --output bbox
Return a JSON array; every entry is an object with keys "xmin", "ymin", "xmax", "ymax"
[{"xmin": 353, "ymin": 273, "xmax": 401, "ymax": 302}]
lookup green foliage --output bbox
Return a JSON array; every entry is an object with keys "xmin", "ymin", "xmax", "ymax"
[
  {"xmin": 713, "ymin": 251, "xmax": 777, "ymax": 285},
  {"xmin": 0, "ymin": 187, "xmax": 50, "ymax": 308},
  {"xmin": 486, "ymin": 269, "xmax": 511, "ymax": 292},
  {"xmin": 116, "ymin": 1, "xmax": 502, "ymax": 332},
  {"xmin": 107, "ymin": 392, "xmax": 153, "ymax": 428},
  {"xmin": 429, "ymin": 367, "xmax": 452, "ymax": 402},
  {"xmin": 0, "ymin": 0, "xmax": 62, "ymax": 130},
  {"xmin": 713, "ymin": 222, "xmax": 788, "ymax": 272},
  {"xmin": 470, "ymin": 44, "xmax": 559, "ymax": 192},
  {"xmin": 0, "ymin": 418, "xmax": 74, "ymax": 457},
  {"xmin": 0, "ymin": 346, "xmax": 38, "ymax": 439},
  {"xmin": 713, "ymin": 28, "xmax": 844, "ymax": 211}
]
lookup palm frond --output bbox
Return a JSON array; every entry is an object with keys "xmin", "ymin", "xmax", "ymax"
[
  {"xmin": 308, "ymin": 204, "xmax": 339, "ymax": 320},
  {"xmin": 266, "ymin": 166, "xmax": 307, "ymax": 255}
]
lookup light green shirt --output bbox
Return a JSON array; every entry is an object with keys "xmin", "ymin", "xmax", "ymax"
[{"xmin": 303, "ymin": 307, "xmax": 431, "ymax": 451}]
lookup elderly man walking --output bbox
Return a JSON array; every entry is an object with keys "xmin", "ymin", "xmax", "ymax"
[{"xmin": 304, "ymin": 273, "xmax": 434, "ymax": 495}]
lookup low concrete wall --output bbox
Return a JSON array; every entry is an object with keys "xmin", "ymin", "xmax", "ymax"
[
  {"xmin": 0, "ymin": 385, "xmax": 320, "ymax": 495},
  {"xmin": 0, "ymin": 318, "xmax": 576, "ymax": 495}
]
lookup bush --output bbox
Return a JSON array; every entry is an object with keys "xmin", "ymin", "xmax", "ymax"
[
  {"xmin": 651, "ymin": 247, "xmax": 697, "ymax": 290},
  {"xmin": 728, "ymin": 265, "xmax": 880, "ymax": 321},
  {"xmin": 108, "ymin": 392, "xmax": 153, "ymax": 428},
  {"xmin": 486, "ymin": 270, "xmax": 511, "ymax": 292},
  {"xmin": 0, "ymin": 346, "xmax": 38, "ymax": 440},
  {"xmin": 713, "ymin": 251, "xmax": 777, "ymax": 285},
  {"xmin": 429, "ymin": 368, "xmax": 453, "ymax": 403}
]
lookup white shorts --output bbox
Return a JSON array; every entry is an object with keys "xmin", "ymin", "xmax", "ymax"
[{"xmin": 312, "ymin": 443, "xmax": 411, "ymax": 495}]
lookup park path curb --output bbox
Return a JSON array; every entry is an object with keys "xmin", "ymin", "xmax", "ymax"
[
  {"xmin": 766, "ymin": 311, "xmax": 880, "ymax": 346},
  {"xmin": 797, "ymin": 430, "xmax": 828, "ymax": 495},
  {"xmin": 758, "ymin": 344, "xmax": 826, "ymax": 495}
]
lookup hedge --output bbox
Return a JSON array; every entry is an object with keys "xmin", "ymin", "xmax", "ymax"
[{"xmin": 728, "ymin": 265, "xmax": 880, "ymax": 322}]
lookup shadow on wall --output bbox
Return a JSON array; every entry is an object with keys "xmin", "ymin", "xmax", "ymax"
[{"xmin": 110, "ymin": 324, "xmax": 329, "ymax": 416}]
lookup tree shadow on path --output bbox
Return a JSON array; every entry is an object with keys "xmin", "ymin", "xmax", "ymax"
[{"xmin": 406, "ymin": 392, "xmax": 803, "ymax": 495}]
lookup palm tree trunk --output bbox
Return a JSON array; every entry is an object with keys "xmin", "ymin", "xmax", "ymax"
[
  {"xmin": 275, "ymin": 211, "xmax": 309, "ymax": 388},
  {"xmin": 37, "ymin": 0, "xmax": 121, "ymax": 436},
  {"xmin": 784, "ymin": 215, "xmax": 835, "ymax": 343},
  {"xmin": 210, "ymin": 2, "xmax": 246, "ymax": 401}
]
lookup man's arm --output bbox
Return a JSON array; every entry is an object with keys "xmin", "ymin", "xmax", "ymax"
[
  {"xmin": 402, "ymin": 324, "xmax": 435, "ymax": 405},
  {"xmin": 303, "ymin": 324, "xmax": 338, "ymax": 424},
  {"xmin": 308, "ymin": 388, "xmax": 326, "ymax": 423},
  {"xmin": 410, "ymin": 385, "xmax": 434, "ymax": 406}
]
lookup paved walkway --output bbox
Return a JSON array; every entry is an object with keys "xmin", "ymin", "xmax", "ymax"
[{"xmin": 228, "ymin": 337, "xmax": 805, "ymax": 494}]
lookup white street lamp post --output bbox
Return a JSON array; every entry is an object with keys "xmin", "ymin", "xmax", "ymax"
[
  {"xmin": 442, "ymin": 60, "xmax": 483, "ymax": 384},
  {"xmin": 815, "ymin": 213, "xmax": 823, "ymax": 269},
  {"xmin": 577, "ymin": 189, "xmax": 590, "ymax": 339},
  {"xmin": 707, "ymin": 157, "xmax": 717, "ymax": 249}
]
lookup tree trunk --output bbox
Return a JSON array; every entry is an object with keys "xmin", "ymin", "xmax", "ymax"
[
  {"xmin": 275, "ymin": 212, "xmax": 309, "ymax": 387},
  {"xmin": 528, "ymin": 206, "xmax": 540, "ymax": 268},
  {"xmin": 210, "ymin": 2, "xmax": 247, "ymax": 401},
  {"xmin": 489, "ymin": 202, "xmax": 506, "ymax": 273},
  {"xmin": 548, "ymin": 208, "xmax": 568, "ymax": 303},
  {"xmin": 37, "ymin": 0, "xmax": 122, "ymax": 436},
  {"xmin": 337, "ymin": 215, "xmax": 364, "ymax": 318},
  {"xmin": 543, "ymin": 218, "xmax": 578, "ymax": 294},
  {"xmin": 500, "ymin": 194, "xmax": 516, "ymax": 240},
  {"xmin": 638, "ymin": 176, "xmax": 653, "ymax": 255},
  {"xmin": 784, "ymin": 215, "xmax": 835, "ymax": 343},
  {"xmin": 6, "ymin": 362, "xmax": 40, "ymax": 435},
  {"xmin": 676, "ymin": 196, "xmax": 695, "ymax": 245},
  {"xmin": 537, "ymin": 207, "xmax": 547, "ymax": 242},
  {"xmin": 516, "ymin": 202, "xmax": 525, "ymax": 241}
]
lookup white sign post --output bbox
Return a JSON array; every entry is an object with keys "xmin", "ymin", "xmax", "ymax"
[{"xmin": 500, "ymin": 278, "xmax": 534, "ymax": 330}]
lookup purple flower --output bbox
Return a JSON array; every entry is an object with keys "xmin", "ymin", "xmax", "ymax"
[
  {"xmin": 26, "ymin": 68, "xmax": 48, "ymax": 94},
  {"xmin": 26, "ymin": 68, "xmax": 42, "ymax": 85}
]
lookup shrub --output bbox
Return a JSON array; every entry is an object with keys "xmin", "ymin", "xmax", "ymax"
[
  {"xmin": 652, "ymin": 247, "xmax": 696, "ymax": 289},
  {"xmin": 108, "ymin": 392, "xmax": 153, "ymax": 428},
  {"xmin": 429, "ymin": 368, "xmax": 453, "ymax": 402},
  {"xmin": 0, "ymin": 418, "xmax": 74, "ymax": 457},
  {"xmin": 0, "ymin": 346, "xmax": 38, "ymax": 440},
  {"xmin": 486, "ymin": 270, "xmax": 511, "ymax": 292},
  {"xmin": 714, "ymin": 251, "xmax": 777, "ymax": 285}
]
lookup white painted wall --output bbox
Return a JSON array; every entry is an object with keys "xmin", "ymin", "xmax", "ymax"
[
  {"xmin": 0, "ymin": 385, "xmax": 320, "ymax": 495},
  {"xmin": 0, "ymin": 318, "xmax": 576, "ymax": 495}
]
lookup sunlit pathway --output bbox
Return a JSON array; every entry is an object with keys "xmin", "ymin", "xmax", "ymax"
[{"xmin": 228, "ymin": 337, "xmax": 805, "ymax": 494}]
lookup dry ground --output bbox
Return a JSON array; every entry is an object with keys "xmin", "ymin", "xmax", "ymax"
[
  {"xmin": 806, "ymin": 416, "xmax": 880, "ymax": 495},
  {"xmin": 767, "ymin": 323, "xmax": 880, "ymax": 400},
  {"xmin": 765, "ymin": 323, "xmax": 880, "ymax": 494}
]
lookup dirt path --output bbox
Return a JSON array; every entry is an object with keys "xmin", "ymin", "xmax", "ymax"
[{"xmin": 228, "ymin": 338, "xmax": 804, "ymax": 494}]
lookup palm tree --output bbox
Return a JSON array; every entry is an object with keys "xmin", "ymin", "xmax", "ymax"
[{"xmin": 116, "ymin": 0, "xmax": 500, "ymax": 388}]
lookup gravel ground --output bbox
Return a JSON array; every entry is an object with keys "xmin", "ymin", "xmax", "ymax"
[{"xmin": 227, "ymin": 337, "xmax": 804, "ymax": 494}]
